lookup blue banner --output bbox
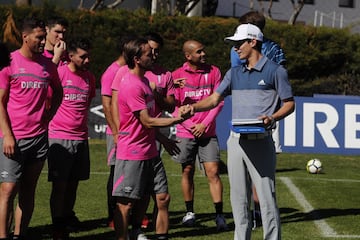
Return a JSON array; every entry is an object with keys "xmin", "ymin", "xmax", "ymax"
[{"xmin": 216, "ymin": 95, "xmax": 360, "ymax": 155}]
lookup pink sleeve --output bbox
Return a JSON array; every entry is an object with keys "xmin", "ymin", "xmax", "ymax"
[
  {"xmin": 101, "ymin": 62, "xmax": 121, "ymax": 96},
  {"xmin": 101, "ymin": 68, "xmax": 114, "ymax": 96},
  {"xmin": 201, "ymin": 67, "xmax": 223, "ymax": 128},
  {"xmin": 0, "ymin": 68, "xmax": 10, "ymax": 90}
]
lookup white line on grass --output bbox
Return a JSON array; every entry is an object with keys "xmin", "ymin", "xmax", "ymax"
[
  {"xmin": 279, "ymin": 177, "xmax": 360, "ymax": 238},
  {"xmin": 289, "ymin": 177, "xmax": 360, "ymax": 183}
]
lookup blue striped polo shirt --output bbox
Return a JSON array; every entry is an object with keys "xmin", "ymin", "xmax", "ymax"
[{"xmin": 216, "ymin": 56, "xmax": 293, "ymax": 120}]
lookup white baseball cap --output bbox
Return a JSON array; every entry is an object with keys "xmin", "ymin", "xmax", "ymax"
[{"xmin": 224, "ymin": 23, "xmax": 263, "ymax": 42}]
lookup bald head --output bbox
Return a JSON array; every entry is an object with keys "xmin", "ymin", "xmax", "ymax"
[
  {"xmin": 182, "ymin": 40, "xmax": 206, "ymax": 67},
  {"xmin": 183, "ymin": 40, "xmax": 203, "ymax": 55}
]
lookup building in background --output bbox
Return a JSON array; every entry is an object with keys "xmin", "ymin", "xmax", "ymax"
[
  {"xmin": 216, "ymin": 0, "xmax": 360, "ymax": 33},
  {"xmin": 2, "ymin": 0, "xmax": 359, "ymax": 32}
]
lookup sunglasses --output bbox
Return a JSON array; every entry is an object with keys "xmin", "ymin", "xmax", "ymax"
[{"xmin": 233, "ymin": 39, "xmax": 250, "ymax": 49}]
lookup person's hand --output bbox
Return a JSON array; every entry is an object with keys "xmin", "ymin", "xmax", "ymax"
[
  {"xmin": 149, "ymin": 81, "xmax": 156, "ymax": 91},
  {"xmin": 178, "ymin": 104, "xmax": 192, "ymax": 120},
  {"xmin": 174, "ymin": 78, "xmax": 186, "ymax": 88},
  {"xmin": 113, "ymin": 133, "xmax": 118, "ymax": 144},
  {"xmin": 3, "ymin": 134, "xmax": 16, "ymax": 160},
  {"xmin": 191, "ymin": 123, "xmax": 206, "ymax": 138},
  {"xmin": 259, "ymin": 115, "xmax": 275, "ymax": 129},
  {"xmin": 53, "ymin": 40, "xmax": 66, "ymax": 59},
  {"xmin": 162, "ymin": 138, "xmax": 180, "ymax": 156}
]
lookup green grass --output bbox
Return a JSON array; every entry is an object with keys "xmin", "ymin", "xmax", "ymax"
[{"xmin": 24, "ymin": 139, "xmax": 360, "ymax": 239}]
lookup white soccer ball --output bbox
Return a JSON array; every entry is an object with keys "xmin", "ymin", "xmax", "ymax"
[{"xmin": 306, "ymin": 158, "xmax": 322, "ymax": 174}]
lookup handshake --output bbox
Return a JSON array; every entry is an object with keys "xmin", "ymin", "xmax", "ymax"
[{"xmin": 178, "ymin": 104, "xmax": 194, "ymax": 120}]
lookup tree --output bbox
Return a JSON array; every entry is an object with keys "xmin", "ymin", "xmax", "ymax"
[
  {"xmin": 16, "ymin": 0, "xmax": 31, "ymax": 6},
  {"xmin": 2, "ymin": 10, "xmax": 21, "ymax": 47},
  {"xmin": 251, "ymin": 0, "xmax": 304, "ymax": 25},
  {"xmin": 288, "ymin": 0, "xmax": 305, "ymax": 25},
  {"xmin": 84, "ymin": 0, "xmax": 218, "ymax": 17}
]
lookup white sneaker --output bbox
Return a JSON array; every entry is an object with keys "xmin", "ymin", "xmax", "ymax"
[
  {"xmin": 129, "ymin": 228, "xmax": 149, "ymax": 240},
  {"xmin": 182, "ymin": 212, "xmax": 196, "ymax": 227},
  {"xmin": 136, "ymin": 233, "xmax": 148, "ymax": 240}
]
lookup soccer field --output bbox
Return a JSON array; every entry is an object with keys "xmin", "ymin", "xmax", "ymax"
[{"xmin": 25, "ymin": 139, "xmax": 360, "ymax": 240}]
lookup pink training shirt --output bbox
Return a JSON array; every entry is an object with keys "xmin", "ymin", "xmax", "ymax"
[
  {"xmin": 172, "ymin": 62, "xmax": 224, "ymax": 139},
  {"xmin": 112, "ymin": 71, "xmax": 158, "ymax": 161},
  {"xmin": 100, "ymin": 61, "xmax": 122, "ymax": 135},
  {"xmin": 112, "ymin": 64, "xmax": 175, "ymax": 117},
  {"xmin": 145, "ymin": 64, "xmax": 175, "ymax": 117},
  {"xmin": 0, "ymin": 50, "xmax": 60, "ymax": 139},
  {"xmin": 48, "ymin": 65, "xmax": 96, "ymax": 140},
  {"xmin": 111, "ymin": 65, "xmax": 129, "ymax": 93},
  {"xmin": 43, "ymin": 49, "xmax": 70, "ymax": 66}
]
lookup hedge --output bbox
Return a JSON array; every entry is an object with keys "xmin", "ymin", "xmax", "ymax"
[{"xmin": 1, "ymin": 3, "xmax": 360, "ymax": 96}]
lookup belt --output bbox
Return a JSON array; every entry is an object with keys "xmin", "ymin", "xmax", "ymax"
[{"xmin": 230, "ymin": 131, "xmax": 271, "ymax": 140}]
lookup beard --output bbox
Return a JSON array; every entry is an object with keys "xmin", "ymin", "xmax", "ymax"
[{"xmin": 139, "ymin": 61, "xmax": 153, "ymax": 71}]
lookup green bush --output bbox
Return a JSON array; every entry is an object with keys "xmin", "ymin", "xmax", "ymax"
[{"xmin": 1, "ymin": 4, "xmax": 360, "ymax": 96}]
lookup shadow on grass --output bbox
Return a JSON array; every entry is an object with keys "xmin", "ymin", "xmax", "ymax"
[
  {"xmin": 28, "ymin": 208, "xmax": 359, "ymax": 239},
  {"xmin": 167, "ymin": 211, "xmax": 234, "ymax": 239},
  {"xmin": 280, "ymin": 207, "xmax": 360, "ymax": 223},
  {"xmin": 276, "ymin": 167, "xmax": 301, "ymax": 173},
  {"xmin": 27, "ymin": 218, "xmax": 115, "ymax": 240},
  {"xmin": 27, "ymin": 212, "xmax": 235, "ymax": 239}
]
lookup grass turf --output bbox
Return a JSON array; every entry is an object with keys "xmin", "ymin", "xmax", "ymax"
[{"xmin": 22, "ymin": 139, "xmax": 360, "ymax": 239}]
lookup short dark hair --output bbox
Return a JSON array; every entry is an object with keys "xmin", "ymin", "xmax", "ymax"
[
  {"xmin": 0, "ymin": 42, "xmax": 11, "ymax": 70},
  {"xmin": 238, "ymin": 11, "xmax": 266, "ymax": 31},
  {"xmin": 21, "ymin": 17, "xmax": 45, "ymax": 33},
  {"xmin": 124, "ymin": 38, "xmax": 148, "ymax": 69},
  {"xmin": 46, "ymin": 16, "xmax": 69, "ymax": 29},
  {"xmin": 144, "ymin": 32, "xmax": 164, "ymax": 48},
  {"xmin": 118, "ymin": 34, "xmax": 138, "ymax": 55},
  {"xmin": 68, "ymin": 38, "xmax": 91, "ymax": 53}
]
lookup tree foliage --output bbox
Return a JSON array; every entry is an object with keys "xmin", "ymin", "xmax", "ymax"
[{"xmin": 1, "ymin": 5, "xmax": 360, "ymax": 96}]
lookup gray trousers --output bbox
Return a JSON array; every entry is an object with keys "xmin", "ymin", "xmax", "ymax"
[{"xmin": 227, "ymin": 132, "xmax": 281, "ymax": 240}]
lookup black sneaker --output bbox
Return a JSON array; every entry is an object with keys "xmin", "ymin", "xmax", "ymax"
[{"xmin": 65, "ymin": 214, "xmax": 81, "ymax": 232}]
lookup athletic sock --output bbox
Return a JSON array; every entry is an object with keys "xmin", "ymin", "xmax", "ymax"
[
  {"xmin": 185, "ymin": 200, "xmax": 194, "ymax": 213},
  {"xmin": 214, "ymin": 201, "xmax": 223, "ymax": 215}
]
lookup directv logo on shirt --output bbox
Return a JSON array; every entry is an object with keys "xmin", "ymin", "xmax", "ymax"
[
  {"xmin": 21, "ymin": 81, "xmax": 48, "ymax": 89},
  {"xmin": 64, "ymin": 93, "xmax": 88, "ymax": 101},
  {"xmin": 184, "ymin": 88, "xmax": 211, "ymax": 98}
]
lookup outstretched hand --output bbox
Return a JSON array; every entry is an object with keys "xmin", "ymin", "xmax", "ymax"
[
  {"xmin": 178, "ymin": 104, "xmax": 193, "ymax": 120},
  {"xmin": 162, "ymin": 138, "xmax": 181, "ymax": 156}
]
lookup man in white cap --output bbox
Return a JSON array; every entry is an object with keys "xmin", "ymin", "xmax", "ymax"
[{"xmin": 180, "ymin": 23, "xmax": 295, "ymax": 240}]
